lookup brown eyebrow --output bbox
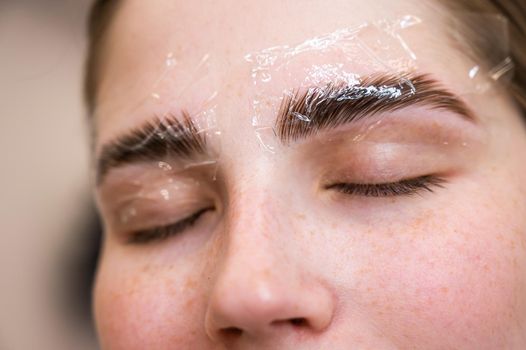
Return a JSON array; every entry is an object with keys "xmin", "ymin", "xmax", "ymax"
[
  {"xmin": 96, "ymin": 73, "xmax": 475, "ymax": 185},
  {"xmin": 96, "ymin": 112, "xmax": 208, "ymax": 185},
  {"xmin": 275, "ymin": 72, "xmax": 476, "ymax": 144}
]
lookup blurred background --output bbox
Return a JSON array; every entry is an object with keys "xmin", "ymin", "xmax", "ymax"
[{"xmin": 1, "ymin": 0, "xmax": 100, "ymax": 349}]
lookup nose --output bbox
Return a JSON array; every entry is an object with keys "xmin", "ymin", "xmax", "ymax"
[
  {"xmin": 204, "ymin": 195, "xmax": 335, "ymax": 342},
  {"xmin": 205, "ymin": 271, "xmax": 334, "ymax": 340}
]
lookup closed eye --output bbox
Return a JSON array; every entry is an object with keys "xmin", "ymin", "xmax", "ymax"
[
  {"xmin": 326, "ymin": 175, "xmax": 446, "ymax": 197},
  {"xmin": 128, "ymin": 206, "xmax": 215, "ymax": 244}
]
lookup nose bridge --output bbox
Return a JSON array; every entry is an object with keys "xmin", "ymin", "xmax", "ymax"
[
  {"xmin": 224, "ymin": 166, "xmax": 290, "ymax": 250},
  {"xmin": 219, "ymin": 182, "xmax": 289, "ymax": 289}
]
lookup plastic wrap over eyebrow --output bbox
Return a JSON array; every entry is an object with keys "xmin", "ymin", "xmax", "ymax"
[
  {"xmin": 95, "ymin": 51, "xmax": 222, "ymax": 185},
  {"xmin": 244, "ymin": 15, "xmax": 511, "ymax": 152},
  {"xmin": 147, "ymin": 51, "xmax": 221, "ymax": 143},
  {"xmin": 244, "ymin": 16, "xmax": 418, "ymax": 151}
]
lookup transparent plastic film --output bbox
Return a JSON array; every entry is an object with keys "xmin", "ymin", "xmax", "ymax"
[
  {"xmin": 244, "ymin": 14, "xmax": 511, "ymax": 153},
  {"xmin": 95, "ymin": 13, "xmax": 512, "ymax": 245},
  {"xmin": 448, "ymin": 13, "xmax": 514, "ymax": 92},
  {"xmin": 97, "ymin": 153, "xmax": 219, "ymax": 244},
  {"xmin": 95, "ymin": 50, "xmax": 222, "ymax": 244},
  {"xmin": 147, "ymin": 51, "xmax": 222, "ymax": 156},
  {"xmin": 95, "ymin": 44, "xmax": 223, "ymax": 182}
]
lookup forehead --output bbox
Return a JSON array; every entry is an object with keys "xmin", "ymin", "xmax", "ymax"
[{"xmin": 94, "ymin": 0, "xmax": 474, "ymax": 146}]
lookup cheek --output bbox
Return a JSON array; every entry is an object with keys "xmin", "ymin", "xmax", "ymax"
[
  {"xmin": 362, "ymin": 203, "xmax": 526, "ymax": 347},
  {"xmin": 94, "ymin": 256, "xmax": 208, "ymax": 350}
]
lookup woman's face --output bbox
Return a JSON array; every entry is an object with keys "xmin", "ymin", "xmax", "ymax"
[{"xmin": 92, "ymin": 0, "xmax": 526, "ymax": 348}]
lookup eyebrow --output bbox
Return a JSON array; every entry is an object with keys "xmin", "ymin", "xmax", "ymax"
[
  {"xmin": 97, "ymin": 72, "xmax": 475, "ymax": 185},
  {"xmin": 96, "ymin": 112, "xmax": 208, "ymax": 185},
  {"xmin": 275, "ymin": 72, "xmax": 476, "ymax": 143}
]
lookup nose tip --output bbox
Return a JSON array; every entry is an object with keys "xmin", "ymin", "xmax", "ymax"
[{"xmin": 205, "ymin": 276, "xmax": 334, "ymax": 341}]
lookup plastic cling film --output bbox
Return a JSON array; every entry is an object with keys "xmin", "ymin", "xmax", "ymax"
[
  {"xmin": 244, "ymin": 14, "xmax": 511, "ymax": 152},
  {"xmin": 94, "ymin": 47, "xmax": 223, "ymax": 187},
  {"xmin": 148, "ymin": 52, "xmax": 223, "ymax": 167},
  {"xmin": 95, "ymin": 12, "xmax": 513, "ymax": 196},
  {"xmin": 95, "ymin": 111, "xmax": 221, "ymax": 187},
  {"xmin": 244, "ymin": 16, "xmax": 423, "ymax": 133},
  {"xmin": 448, "ymin": 13, "xmax": 514, "ymax": 92}
]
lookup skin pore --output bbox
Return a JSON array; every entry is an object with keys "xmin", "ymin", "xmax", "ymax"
[{"xmin": 92, "ymin": 0, "xmax": 526, "ymax": 349}]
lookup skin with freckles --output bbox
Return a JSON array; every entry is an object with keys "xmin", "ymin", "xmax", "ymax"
[{"xmin": 92, "ymin": 0, "xmax": 526, "ymax": 349}]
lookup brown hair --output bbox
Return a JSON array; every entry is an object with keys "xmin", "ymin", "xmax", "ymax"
[{"xmin": 84, "ymin": 0, "xmax": 526, "ymax": 118}]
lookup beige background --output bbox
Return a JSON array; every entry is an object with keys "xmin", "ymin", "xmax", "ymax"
[{"xmin": 0, "ymin": 0, "xmax": 97, "ymax": 348}]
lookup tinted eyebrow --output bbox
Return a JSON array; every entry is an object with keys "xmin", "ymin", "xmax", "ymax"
[
  {"xmin": 275, "ymin": 72, "xmax": 476, "ymax": 143},
  {"xmin": 96, "ymin": 112, "xmax": 208, "ymax": 185}
]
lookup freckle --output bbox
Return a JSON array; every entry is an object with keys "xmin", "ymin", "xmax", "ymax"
[
  {"xmin": 440, "ymin": 286, "xmax": 449, "ymax": 294},
  {"xmin": 126, "ymin": 275, "xmax": 141, "ymax": 296},
  {"xmin": 296, "ymin": 213, "xmax": 306, "ymax": 220},
  {"xmin": 262, "ymin": 268, "xmax": 272, "ymax": 278},
  {"xmin": 185, "ymin": 278, "xmax": 197, "ymax": 290},
  {"xmin": 356, "ymin": 267, "xmax": 371, "ymax": 276},
  {"xmin": 185, "ymin": 297, "xmax": 195, "ymax": 310},
  {"xmin": 426, "ymin": 296, "xmax": 435, "ymax": 306},
  {"xmin": 141, "ymin": 264, "xmax": 152, "ymax": 273}
]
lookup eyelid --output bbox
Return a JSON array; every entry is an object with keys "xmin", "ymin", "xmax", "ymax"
[
  {"xmin": 98, "ymin": 172, "xmax": 216, "ymax": 230},
  {"xmin": 127, "ymin": 206, "xmax": 215, "ymax": 244},
  {"xmin": 110, "ymin": 194, "xmax": 209, "ymax": 231},
  {"xmin": 326, "ymin": 175, "xmax": 446, "ymax": 197}
]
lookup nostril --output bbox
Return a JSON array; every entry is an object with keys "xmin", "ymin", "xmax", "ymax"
[
  {"xmin": 221, "ymin": 327, "xmax": 243, "ymax": 337},
  {"xmin": 271, "ymin": 317, "xmax": 309, "ymax": 327},
  {"xmin": 290, "ymin": 318, "xmax": 308, "ymax": 327}
]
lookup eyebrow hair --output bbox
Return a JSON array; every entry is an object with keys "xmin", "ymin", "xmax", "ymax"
[
  {"xmin": 96, "ymin": 112, "xmax": 207, "ymax": 185},
  {"xmin": 96, "ymin": 72, "xmax": 474, "ymax": 185},
  {"xmin": 275, "ymin": 72, "xmax": 476, "ymax": 143}
]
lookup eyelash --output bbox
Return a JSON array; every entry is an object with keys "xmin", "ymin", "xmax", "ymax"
[
  {"xmin": 326, "ymin": 175, "xmax": 446, "ymax": 197},
  {"xmin": 127, "ymin": 176, "xmax": 444, "ymax": 244},
  {"xmin": 128, "ymin": 206, "xmax": 214, "ymax": 244}
]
